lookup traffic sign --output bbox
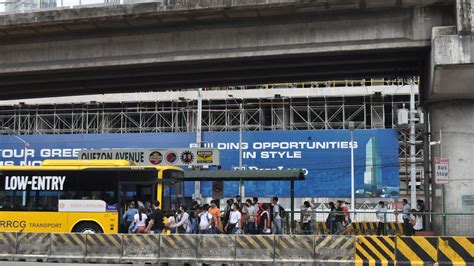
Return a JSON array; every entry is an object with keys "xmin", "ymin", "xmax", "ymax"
[{"xmin": 434, "ymin": 157, "xmax": 449, "ymax": 184}]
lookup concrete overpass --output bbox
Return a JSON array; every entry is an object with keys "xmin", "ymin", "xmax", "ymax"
[
  {"xmin": 2, "ymin": 0, "xmax": 474, "ymax": 235},
  {"xmin": 0, "ymin": 0, "xmax": 454, "ymax": 99}
]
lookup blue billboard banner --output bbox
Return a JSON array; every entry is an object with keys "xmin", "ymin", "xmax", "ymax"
[{"xmin": 0, "ymin": 129, "xmax": 399, "ymax": 198}]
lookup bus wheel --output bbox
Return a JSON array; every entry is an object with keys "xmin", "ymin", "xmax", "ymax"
[{"xmin": 72, "ymin": 222, "xmax": 103, "ymax": 234}]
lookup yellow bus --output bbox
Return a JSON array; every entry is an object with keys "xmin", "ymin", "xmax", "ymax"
[{"xmin": 0, "ymin": 159, "xmax": 184, "ymax": 233}]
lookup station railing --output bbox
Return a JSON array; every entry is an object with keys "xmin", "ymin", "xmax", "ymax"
[{"xmin": 277, "ymin": 211, "xmax": 474, "ymax": 237}]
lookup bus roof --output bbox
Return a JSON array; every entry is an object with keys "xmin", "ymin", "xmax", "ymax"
[{"xmin": 0, "ymin": 160, "xmax": 183, "ymax": 172}]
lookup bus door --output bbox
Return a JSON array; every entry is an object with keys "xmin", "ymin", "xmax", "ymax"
[
  {"xmin": 118, "ymin": 182, "xmax": 157, "ymax": 231},
  {"xmin": 161, "ymin": 179, "xmax": 184, "ymax": 213}
]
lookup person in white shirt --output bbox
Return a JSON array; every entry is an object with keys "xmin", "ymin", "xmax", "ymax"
[
  {"xmin": 272, "ymin": 197, "xmax": 282, "ymax": 234},
  {"xmin": 402, "ymin": 199, "xmax": 412, "ymax": 236},
  {"xmin": 376, "ymin": 201, "xmax": 387, "ymax": 235},
  {"xmin": 133, "ymin": 206, "xmax": 148, "ymax": 234},
  {"xmin": 225, "ymin": 203, "xmax": 241, "ymax": 234},
  {"xmin": 198, "ymin": 205, "xmax": 213, "ymax": 234},
  {"xmin": 169, "ymin": 205, "xmax": 191, "ymax": 234},
  {"xmin": 247, "ymin": 199, "xmax": 258, "ymax": 234},
  {"xmin": 301, "ymin": 201, "xmax": 315, "ymax": 234}
]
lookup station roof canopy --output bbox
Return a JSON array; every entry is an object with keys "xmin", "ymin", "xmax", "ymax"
[{"xmin": 182, "ymin": 169, "xmax": 305, "ymax": 181}]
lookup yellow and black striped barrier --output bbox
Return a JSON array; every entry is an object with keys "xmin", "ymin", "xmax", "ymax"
[
  {"xmin": 84, "ymin": 233, "xmax": 122, "ymax": 263},
  {"xmin": 361, "ymin": 222, "xmax": 379, "ymax": 235},
  {"xmin": 15, "ymin": 232, "xmax": 50, "ymax": 262},
  {"xmin": 275, "ymin": 235, "xmax": 314, "ymax": 263},
  {"xmin": 198, "ymin": 234, "xmax": 235, "ymax": 263},
  {"xmin": 386, "ymin": 222, "xmax": 404, "ymax": 235},
  {"xmin": 396, "ymin": 236, "xmax": 438, "ymax": 265},
  {"xmin": 0, "ymin": 232, "xmax": 16, "ymax": 261},
  {"xmin": 236, "ymin": 235, "xmax": 275, "ymax": 263},
  {"xmin": 355, "ymin": 236, "xmax": 396, "ymax": 265},
  {"xmin": 121, "ymin": 234, "xmax": 160, "ymax": 264},
  {"xmin": 160, "ymin": 234, "xmax": 197, "ymax": 262},
  {"xmin": 438, "ymin": 236, "xmax": 474, "ymax": 265},
  {"xmin": 315, "ymin": 235, "xmax": 354, "ymax": 262},
  {"xmin": 1, "ymin": 231, "xmax": 474, "ymax": 264},
  {"xmin": 49, "ymin": 233, "xmax": 86, "ymax": 263}
]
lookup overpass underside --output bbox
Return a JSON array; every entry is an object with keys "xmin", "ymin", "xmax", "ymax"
[{"xmin": 0, "ymin": 0, "xmax": 454, "ymax": 99}]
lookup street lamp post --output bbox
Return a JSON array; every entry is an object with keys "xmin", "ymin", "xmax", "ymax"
[
  {"xmin": 2, "ymin": 127, "xmax": 29, "ymax": 166},
  {"xmin": 348, "ymin": 121, "xmax": 355, "ymax": 213}
]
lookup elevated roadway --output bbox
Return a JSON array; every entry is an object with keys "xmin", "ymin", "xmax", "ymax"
[{"xmin": 0, "ymin": 0, "xmax": 453, "ymax": 99}]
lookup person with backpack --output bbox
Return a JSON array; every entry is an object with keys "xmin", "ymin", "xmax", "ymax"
[
  {"xmin": 133, "ymin": 206, "xmax": 148, "ymax": 234},
  {"xmin": 198, "ymin": 205, "xmax": 214, "ymax": 234},
  {"xmin": 258, "ymin": 204, "xmax": 271, "ymax": 234},
  {"xmin": 271, "ymin": 197, "xmax": 283, "ymax": 234},
  {"xmin": 122, "ymin": 202, "xmax": 138, "ymax": 233},
  {"xmin": 169, "ymin": 205, "xmax": 191, "ymax": 234}
]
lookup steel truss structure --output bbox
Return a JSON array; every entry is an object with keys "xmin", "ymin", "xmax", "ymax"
[{"xmin": 0, "ymin": 84, "xmax": 424, "ymax": 196}]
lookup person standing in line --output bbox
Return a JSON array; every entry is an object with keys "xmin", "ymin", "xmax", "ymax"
[
  {"xmin": 198, "ymin": 205, "xmax": 213, "ymax": 234},
  {"xmin": 133, "ymin": 206, "xmax": 148, "ymax": 234},
  {"xmin": 246, "ymin": 199, "xmax": 257, "ymax": 234},
  {"xmin": 223, "ymin": 199, "xmax": 234, "ymax": 234},
  {"xmin": 145, "ymin": 200, "xmax": 165, "ymax": 234},
  {"xmin": 225, "ymin": 203, "xmax": 242, "ymax": 234},
  {"xmin": 376, "ymin": 201, "xmax": 387, "ymax": 235},
  {"xmin": 258, "ymin": 204, "xmax": 271, "ymax": 234},
  {"xmin": 402, "ymin": 199, "xmax": 412, "ymax": 236},
  {"xmin": 416, "ymin": 199, "xmax": 426, "ymax": 231},
  {"xmin": 334, "ymin": 201, "xmax": 344, "ymax": 234},
  {"xmin": 326, "ymin": 202, "xmax": 337, "ymax": 234},
  {"xmin": 252, "ymin": 197, "xmax": 258, "ymax": 206},
  {"xmin": 300, "ymin": 201, "xmax": 312, "ymax": 235},
  {"xmin": 209, "ymin": 200, "xmax": 221, "ymax": 234},
  {"xmin": 169, "ymin": 205, "xmax": 191, "ymax": 234},
  {"xmin": 272, "ymin": 197, "xmax": 282, "ymax": 234},
  {"xmin": 235, "ymin": 195, "xmax": 243, "ymax": 210},
  {"xmin": 189, "ymin": 201, "xmax": 200, "ymax": 234},
  {"xmin": 122, "ymin": 202, "xmax": 138, "ymax": 233}
]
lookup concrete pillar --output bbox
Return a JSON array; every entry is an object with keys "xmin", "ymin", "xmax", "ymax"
[
  {"xmin": 429, "ymin": 100, "xmax": 474, "ymax": 236},
  {"xmin": 456, "ymin": 0, "xmax": 473, "ymax": 35}
]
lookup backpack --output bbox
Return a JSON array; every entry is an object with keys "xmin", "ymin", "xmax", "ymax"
[{"xmin": 270, "ymin": 204, "xmax": 286, "ymax": 219}]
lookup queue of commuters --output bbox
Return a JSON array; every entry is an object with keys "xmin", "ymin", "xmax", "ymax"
[
  {"xmin": 122, "ymin": 196, "xmax": 287, "ymax": 235},
  {"xmin": 122, "ymin": 197, "xmax": 427, "ymax": 236}
]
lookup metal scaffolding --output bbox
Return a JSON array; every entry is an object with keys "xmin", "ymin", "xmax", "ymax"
[
  {"xmin": 0, "ymin": 95, "xmax": 416, "ymax": 134},
  {"xmin": 0, "ymin": 81, "xmax": 424, "ymax": 196}
]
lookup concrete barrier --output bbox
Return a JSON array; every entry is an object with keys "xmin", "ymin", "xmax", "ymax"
[
  {"xmin": 438, "ymin": 236, "xmax": 474, "ymax": 265},
  {"xmin": 355, "ymin": 236, "xmax": 395, "ymax": 266},
  {"xmin": 121, "ymin": 234, "xmax": 160, "ymax": 264},
  {"xmin": 0, "ymin": 232, "xmax": 16, "ymax": 261},
  {"xmin": 15, "ymin": 232, "xmax": 50, "ymax": 262},
  {"xmin": 396, "ymin": 236, "xmax": 438, "ymax": 265},
  {"xmin": 2, "ymin": 231, "xmax": 474, "ymax": 265},
  {"xmin": 314, "ymin": 235, "xmax": 354, "ymax": 264},
  {"xmin": 197, "ymin": 234, "xmax": 235, "ymax": 263},
  {"xmin": 275, "ymin": 235, "xmax": 314, "ymax": 264},
  {"xmin": 159, "ymin": 234, "xmax": 197, "ymax": 263},
  {"xmin": 236, "ymin": 235, "xmax": 275, "ymax": 264},
  {"xmin": 48, "ymin": 233, "xmax": 86, "ymax": 263},
  {"xmin": 84, "ymin": 233, "xmax": 122, "ymax": 264}
]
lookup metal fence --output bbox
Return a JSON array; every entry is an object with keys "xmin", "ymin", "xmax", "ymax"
[{"xmin": 275, "ymin": 211, "xmax": 474, "ymax": 237}]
